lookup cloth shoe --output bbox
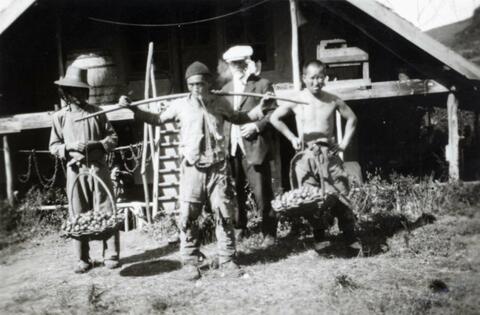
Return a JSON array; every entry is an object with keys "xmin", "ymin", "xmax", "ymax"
[
  {"xmin": 219, "ymin": 261, "xmax": 244, "ymax": 278},
  {"xmin": 178, "ymin": 264, "xmax": 201, "ymax": 281},
  {"xmin": 104, "ymin": 259, "xmax": 121, "ymax": 269},
  {"xmin": 260, "ymin": 235, "xmax": 276, "ymax": 248},
  {"xmin": 234, "ymin": 229, "xmax": 246, "ymax": 242},
  {"xmin": 74, "ymin": 260, "xmax": 92, "ymax": 274}
]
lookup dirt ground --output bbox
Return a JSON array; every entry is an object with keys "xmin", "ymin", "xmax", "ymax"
[{"xmin": 1, "ymin": 209, "xmax": 479, "ymax": 315}]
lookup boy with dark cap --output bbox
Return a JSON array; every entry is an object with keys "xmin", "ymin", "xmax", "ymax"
[
  {"xmin": 49, "ymin": 65, "xmax": 120, "ymax": 273},
  {"xmin": 120, "ymin": 61, "xmax": 268, "ymax": 280}
]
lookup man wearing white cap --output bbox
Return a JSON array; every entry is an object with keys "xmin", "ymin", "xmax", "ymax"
[{"xmin": 221, "ymin": 45, "xmax": 277, "ymax": 247}]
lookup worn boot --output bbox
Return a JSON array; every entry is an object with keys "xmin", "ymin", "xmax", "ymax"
[
  {"xmin": 74, "ymin": 260, "xmax": 92, "ymax": 274},
  {"xmin": 341, "ymin": 231, "xmax": 362, "ymax": 255},
  {"xmin": 260, "ymin": 235, "xmax": 276, "ymax": 249},
  {"xmin": 313, "ymin": 229, "xmax": 330, "ymax": 252},
  {"xmin": 104, "ymin": 259, "xmax": 121, "ymax": 269}
]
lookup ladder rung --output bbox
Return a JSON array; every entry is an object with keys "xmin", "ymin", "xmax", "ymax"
[
  {"xmin": 158, "ymin": 168, "xmax": 180, "ymax": 175},
  {"xmin": 158, "ymin": 182, "xmax": 179, "ymax": 188},
  {"xmin": 160, "ymin": 129, "xmax": 180, "ymax": 135},
  {"xmin": 158, "ymin": 155, "xmax": 180, "ymax": 161},
  {"xmin": 158, "ymin": 196, "xmax": 178, "ymax": 202},
  {"xmin": 160, "ymin": 142, "xmax": 180, "ymax": 147}
]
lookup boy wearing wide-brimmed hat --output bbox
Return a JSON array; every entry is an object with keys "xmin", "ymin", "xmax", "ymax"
[
  {"xmin": 49, "ymin": 65, "xmax": 120, "ymax": 273},
  {"xmin": 120, "ymin": 61, "xmax": 268, "ymax": 280}
]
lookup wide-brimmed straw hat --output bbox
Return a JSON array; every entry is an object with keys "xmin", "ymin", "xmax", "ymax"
[{"xmin": 54, "ymin": 66, "xmax": 90, "ymax": 89}]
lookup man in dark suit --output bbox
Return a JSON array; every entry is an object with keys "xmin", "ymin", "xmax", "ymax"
[{"xmin": 221, "ymin": 45, "xmax": 277, "ymax": 247}]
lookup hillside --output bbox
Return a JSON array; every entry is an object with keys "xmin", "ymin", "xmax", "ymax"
[{"xmin": 427, "ymin": 7, "xmax": 480, "ymax": 65}]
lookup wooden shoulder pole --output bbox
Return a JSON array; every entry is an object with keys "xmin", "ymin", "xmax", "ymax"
[
  {"xmin": 446, "ymin": 91, "xmax": 460, "ymax": 181},
  {"xmin": 3, "ymin": 136, "xmax": 14, "ymax": 205}
]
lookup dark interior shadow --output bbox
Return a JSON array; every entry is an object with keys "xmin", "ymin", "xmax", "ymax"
[
  {"xmin": 120, "ymin": 242, "xmax": 178, "ymax": 265},
  {"xmin": 120, "ymin": 259, "xmax": 181, "ymax": 277}
]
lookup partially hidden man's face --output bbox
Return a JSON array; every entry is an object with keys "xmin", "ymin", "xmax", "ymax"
[
  {"xmin": 59, "ymin": 87, "xmax": 89, "ymax": 105},
  {"xmin": 228, "ymin": 60, "xmax": 248, "ymax": 78},
  {"xmin": 302, "ymin": 65, "xmax": 326, "ymax": 95},
  {"xmin": 187, "ymin": 75, "xmax": 210, "ymax": 98}
]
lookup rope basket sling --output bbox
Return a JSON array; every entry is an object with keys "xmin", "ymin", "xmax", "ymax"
[
  {"xmin": 61, "ymin": 168, "xmax": 122, "ymax": 241},
  {"xmin": 272, "ymin": 150, "xmax": 338, "ymax": 217}
]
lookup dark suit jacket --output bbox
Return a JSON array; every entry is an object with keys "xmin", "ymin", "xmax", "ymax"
[{"xmin": 222, "ymin": 75, "xmax": 276, "ymax": 165}]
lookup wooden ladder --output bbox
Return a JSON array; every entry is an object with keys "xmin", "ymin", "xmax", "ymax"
[{"xmin": 152, "ymin": 121, "xmax": 181, "ymax": 216}]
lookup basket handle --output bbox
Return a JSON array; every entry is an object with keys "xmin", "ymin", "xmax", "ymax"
[
  {"xmin": 68, "ymin": 167, "xmax": 117, "ymax": 218},
  {"xmin": 289, "ymin": 149, "xmax": 326, "ymax": 197}
]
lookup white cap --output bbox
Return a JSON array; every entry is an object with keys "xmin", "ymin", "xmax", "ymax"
[{"xmin": 223, "ymin": 45, "xmax": 253, "ymax": 62}]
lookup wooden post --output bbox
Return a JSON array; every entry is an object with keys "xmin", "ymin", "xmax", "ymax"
[
  {"xmin": 55, "ymin": 11, "xmax": 65, "ymax": 108},
  {"xmin": 3, "ymin": 136, "xmax": 14, "ymax": 205},
  {"xmin": 151, "ymin": 65, "xmax": 160, "ymax": 219},
  {"xmin": 141, "ymin": 43, "xmax": 154, "ymax": 224},
  {"xmin": 289, "ymin": 0, "xmax": 301, "ymax": 91},
  {"xmin": 336, "ymin": 111, "xmax": 344, "ymax": 161},
  {"xmin": 446, "ymin": 91, "xmax": 460, "ymax": 180}
]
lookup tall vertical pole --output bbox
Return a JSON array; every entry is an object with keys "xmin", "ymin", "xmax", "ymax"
[
  {"xmin": 150, "ymin": 65, "xmax": 160, "ymax": 219},
  {"xmin": 290, "ymin": 0, "xmax": 301, "ymax": 91},
  {"xmin": 55, "ymin": 11, "xmax": 65, "ymax": 109},
  {"xmin": 446, "ymin": 91, "xmax": 460, "ymax": 180},
  {"xmin": 141, "ymin": 43, "xmax": 154, "ymax": 223},
  {"xmin": 3, "ymin": 136, "xmax": 13, "ymax": 205}
]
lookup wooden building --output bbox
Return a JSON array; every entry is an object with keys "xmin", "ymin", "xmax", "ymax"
[{"xmin": 1, "ymin": 0, "xmax": 479, "ymax": 206}]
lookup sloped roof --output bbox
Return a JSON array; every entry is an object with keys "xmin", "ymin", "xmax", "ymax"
[
  {"xmin": 0, "ymin": 0, "xmax": 35, "ymax": 35},
  {"xmin": 318, "ymin": 0, "xmax": 480, "ymax": 87}
]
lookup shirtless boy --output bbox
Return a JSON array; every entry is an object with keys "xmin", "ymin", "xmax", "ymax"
[{"xmin": 270, "ymin": 60, "xmax": 360, "ymax": 250}]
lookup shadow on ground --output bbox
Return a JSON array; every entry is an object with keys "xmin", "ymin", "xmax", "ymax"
[
  {"xmin": 120, "ymin": 242, "xmax": 178, "ymax": 265},
  {"xmin": 120, "ymin": 259, "xmax": 181, "ymax": 277},
  {"xmin": 236, "ymin": 213, "xmax": 437, "ymax": 265}
]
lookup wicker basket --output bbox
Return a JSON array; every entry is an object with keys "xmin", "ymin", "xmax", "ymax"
[
  {"xmin": 60, "ymin": 167, "xmax": 122, "ymax": 241},
  {"xmin": 272, "ymin": 150, "xmax": 339, "ymax": 217}
]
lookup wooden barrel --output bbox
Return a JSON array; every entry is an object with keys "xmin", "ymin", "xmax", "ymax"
[{"xmin": 66, "ymin": 51, "xmax": 121, "ymax": 105}]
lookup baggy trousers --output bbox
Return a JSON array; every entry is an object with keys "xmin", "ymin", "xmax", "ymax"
[
  {"xmin": 178, "ymin": 160, "xmax": 236, "ymax": 265},
  {"xmin": 294, "ymin": 146, "xmax": 356, "ymax": 238},
  {"xmin": 67, "ymin": 162, "xmax": 120, "ymax": 262}
]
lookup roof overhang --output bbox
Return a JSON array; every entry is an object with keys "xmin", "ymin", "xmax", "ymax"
[
  {"xmin": 0, "ymin": 0, "xmax": 36, "ymax": 35},
  {"xmin": 316, "ymin": 0, "xmax": 480, "ymax": 89}
]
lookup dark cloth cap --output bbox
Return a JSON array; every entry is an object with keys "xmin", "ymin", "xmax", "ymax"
[{"xmin": 185, "ymin": 61, "xmax": 211, "ymax": 79}]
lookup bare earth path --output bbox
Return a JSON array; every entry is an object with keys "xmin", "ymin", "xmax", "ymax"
[{"xmin": 1, "ymin": 212, "xmax": 479, "ymax": 315}]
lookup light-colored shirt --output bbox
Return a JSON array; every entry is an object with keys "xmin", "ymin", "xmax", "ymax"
[
  {"xmin": 49, "ymin": 104, "xmax": 118, "ymax": 163},
  {"xmin": 134, "ymin": 94, "xmax": 255, "ymax": 165}
]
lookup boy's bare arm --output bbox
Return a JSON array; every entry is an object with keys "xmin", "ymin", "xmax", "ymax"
[
  {"xmin": 269, "ymin": 104, "xmax": 301, "ymax": 150},
  {"xmin": 336, "ymin": 99, "xmax": 357, "ymax": 151}
]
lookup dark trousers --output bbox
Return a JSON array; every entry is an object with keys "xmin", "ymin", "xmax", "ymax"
[
  {"xmin": 230, "ymin": 150, "xmax": 277, "ymax": 237},
  {"xmin": 307, "ymin": 198, "xmax": 356, "ymax": 241}
]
